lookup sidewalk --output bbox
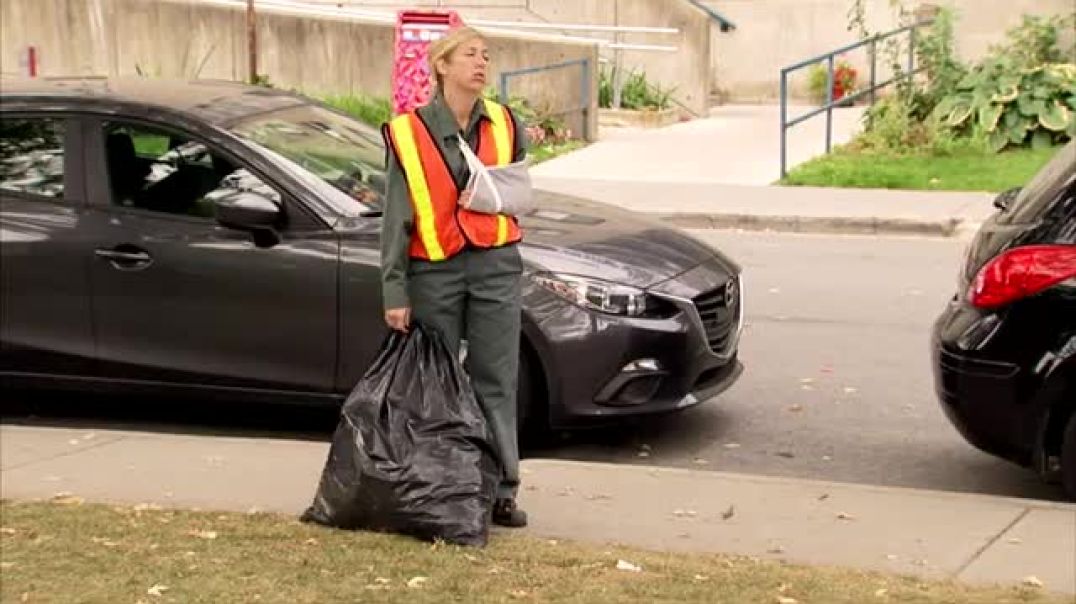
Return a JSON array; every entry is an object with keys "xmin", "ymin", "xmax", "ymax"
[
  {"xmin": 531, "ymin": 105, "xmax": 998, "ymax": 237},
  {"xmin": 3, "ymin": 424, "xmax": 1073, "ymax": 594}
]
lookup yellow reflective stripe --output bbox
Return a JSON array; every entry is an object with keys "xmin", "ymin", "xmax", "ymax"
[
  {"xmin": 483, "ymin": 99, "xmax": 511, "ymax": 165},
  {"xmin": 390, "ymin": 115, "xmax": 445, "ymax": 261},
  {"xmin": 495, "ymin": 215, "xmax": 508, "ymax": 246}
]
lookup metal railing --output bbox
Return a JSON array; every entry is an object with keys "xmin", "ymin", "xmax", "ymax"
[
  {"xmin": 498, "ymin": 58, "xmax": 593, "ymax": 141},
  {"xmin": 779, "ymin": 21, "xmax": 933, "ymax": 178}
]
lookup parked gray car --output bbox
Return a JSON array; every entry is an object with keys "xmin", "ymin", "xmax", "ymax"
[{"xmin": 0, "ymin": 77, "xmax": 744, "ymax": 431}]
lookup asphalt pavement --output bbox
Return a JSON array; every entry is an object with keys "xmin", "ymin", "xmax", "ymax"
[{"xmin": 538, "ymin": 230, "xmax": 1068, "ymax": 502}]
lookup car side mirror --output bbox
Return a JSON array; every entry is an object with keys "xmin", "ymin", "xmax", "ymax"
[
  {"xmin": 214, "ymin": 191, "xmax": 281, "ymax": 231},
  {"xmin": 994, "ymin": 187, "xmax": 1021, "ymax": 211}
]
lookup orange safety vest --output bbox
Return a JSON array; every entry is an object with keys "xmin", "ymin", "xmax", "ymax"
[{"xmin": 384, "ymin": 99, "xmax": 523, "ymax": 262}]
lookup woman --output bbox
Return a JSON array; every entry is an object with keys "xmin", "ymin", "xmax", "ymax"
[{"xmin": 380, "ymin": 26, "xmax": 530, "ymax": 528}]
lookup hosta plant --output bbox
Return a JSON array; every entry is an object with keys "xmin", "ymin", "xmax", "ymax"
[{"xmin": 933, "ymin": 58, "xmax": 1076, "ymax": 152}]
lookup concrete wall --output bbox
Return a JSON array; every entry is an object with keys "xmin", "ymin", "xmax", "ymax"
[
  {"xmin": 0, "ymin": 0, "xmax": 599, "ymax": 139},
  {"xmin": 703, "ymin": 0, "xmax": 1076, "ymax": 102},
  {"xmin": 331, "ymin": 0, "xmax": 714, "ymax": 116}
]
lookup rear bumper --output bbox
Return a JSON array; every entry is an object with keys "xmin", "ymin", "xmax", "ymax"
[{"xmin": 931, "ymin": 303, "xmax": 1033, "ymax": 466}]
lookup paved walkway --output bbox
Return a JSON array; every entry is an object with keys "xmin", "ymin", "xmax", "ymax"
[
  {"xmin": 3, "ymin": 424, "xmax": 1074, "ymax": 594},
  {"xmin": 531, "ymin": 104, "xmax": 1000, "ymax": 237}
]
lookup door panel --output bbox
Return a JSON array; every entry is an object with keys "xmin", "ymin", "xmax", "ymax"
[
  {"xmin": 83, "ymin": 118, "xmax": 339, "ymax": 393},
  {"xmin": 0, "ymin": 115, "xmax": 96, "ymax": 376}
]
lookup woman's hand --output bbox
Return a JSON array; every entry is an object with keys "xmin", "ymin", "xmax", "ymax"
[
  {"xmin": 457, "ymin": 189, "xmax": 473, "ymax": 210},
  {"xmin": 385, "ymin": 307, "xmax": 412, "ymax": 332}
]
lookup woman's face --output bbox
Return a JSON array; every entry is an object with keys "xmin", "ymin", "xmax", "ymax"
[{"xmin": 439, "ymin": 36, "xmax": 490, "ymax": 94}]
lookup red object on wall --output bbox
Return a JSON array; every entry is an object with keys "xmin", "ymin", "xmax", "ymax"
[{"xmin": 392, "ymin": 10, "xmax": 464, "ymax": 116}]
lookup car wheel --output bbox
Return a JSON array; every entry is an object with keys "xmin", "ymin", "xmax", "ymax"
[{"xmin": 1062, "ymin": 412, "xmax": 1076, "ymax": 501}]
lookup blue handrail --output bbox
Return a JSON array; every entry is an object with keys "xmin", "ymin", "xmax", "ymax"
[
  {"xmin": 779, "ymin": 21, "xmax": 933, "ymax": 179},
  {"xmin": 498, "ymin": 58, "xmax": 593, "ymax": 141}
]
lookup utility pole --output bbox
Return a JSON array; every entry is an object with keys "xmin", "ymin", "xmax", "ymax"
[{"xmin": 247, "ymin": 0, "xmax": 258, "ymax": 83}]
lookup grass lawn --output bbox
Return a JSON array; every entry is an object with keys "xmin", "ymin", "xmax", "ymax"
[
  {"xmin": 781, "ymin": 146, "xmax": 1064, "ymax": 192},
  {"xmin": 529, "ymin": 140, "xmax": 587, "ymax": 164},
  {"xmin": 1, "ymin": 500, "xmax": 1066, "ymax": 603}
]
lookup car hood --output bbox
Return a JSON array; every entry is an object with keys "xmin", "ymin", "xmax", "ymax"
[
  {"xmin": 338, "ymin": 190, "xmax": 737, "ymax": 289},
  {"xmin": 516, "ymin": 190, "xmax": 735, "ymax": 288}
]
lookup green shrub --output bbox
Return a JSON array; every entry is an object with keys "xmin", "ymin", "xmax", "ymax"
[
  {"xmin": 598, "ymin": 67, "xmax": 673, "ymax": 111},
  {"xmin": 320, "ymin": 94, "xmax": 393, "ymax": 127},
  {"xmin": 933, "ymin": 61, "xmax": 1076, "ymax": 152}
]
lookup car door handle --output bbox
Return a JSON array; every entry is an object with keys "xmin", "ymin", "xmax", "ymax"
[{"xmin": 94, "ymin": 247, "xmax": 153, "ymax": 269}]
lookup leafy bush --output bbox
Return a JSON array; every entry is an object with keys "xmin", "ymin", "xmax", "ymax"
[
  {"xmin": 319, "ymin": 94, "xmax": 393, "ymax": 127},
  {"xmin": 933, "ymin": 60, "xmax": 1076, "ymax": 152},
  {"xmin": 599, "ymin": 67, "xmax": 673, "ymax": 111}
]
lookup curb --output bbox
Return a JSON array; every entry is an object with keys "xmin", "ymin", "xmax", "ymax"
[
  {"xmin": 522, "ymin": 459, "xmax": 1076, "ymax": 512},
  {"xmin": 652, "ymin": 213, "xmax": 963, "ymax": 237}
]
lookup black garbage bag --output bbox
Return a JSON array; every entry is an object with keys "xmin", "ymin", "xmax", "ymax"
[{"xmin": 300, "ymin": 322, "xmax": 501, "ymax": 546}]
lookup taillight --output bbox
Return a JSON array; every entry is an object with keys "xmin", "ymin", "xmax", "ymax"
[{"xmin": 968, "ymin": 244, "xmax": 1076, "ymax": 309}]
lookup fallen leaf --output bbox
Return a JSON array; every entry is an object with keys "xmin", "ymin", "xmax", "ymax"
[
  {"xmin": 694, "ymin": 574, "xmax": 709, "ymax": 582},
  {"xmin": 508, "ymin": 589, "xmax": 530, "ymax": 599},
  {"xmin": 487, "ymin": 567, "xmax": 502, "ymax": 575},
  {"xmin": 406, "ymin": 576, "xmax": 428, "ymax": 589},
  {"xmin": 616, "ymin": 559, "xmax": 642, "ymax": 572},
  {"xmin": 304, "ymin": 538, "xmax": 318, "ymax": 546},
  {"xmin": 777, "ymin": 597, "xmax": 799, "ymax": 604},
  {"xmin": 776, "ymin": 451, "xmax": 796, "ymax": 459},
  {"xmin": 673, "ymin": 509, "xmax": 686, "ymax": 517},
  {"xmin": 818, "ymin": 494, "xmax": 830, "ymax": 501},
  {"xmin": 147, "ymin": 584, "xmax": 169, "ymax": 597},
  {"xmin": 788, "ymin": 404, "xmax": 804, "ymax": 412},
  {"xmin": 1022, "ymin": 576, "xmax": 1044, "ymax": 588},
  {"xmin": 875, "ymin": 588, "xmax": 889, "ymax": 597},
  {"xmin": 1007, "ymin": 538, "xmax": 1023, "ymax": 545},
  {"xmin": 50, "ymin": 493, "xmax": 84, "ymax": 506},
  {"xmin": 723, "ymin": 443, "xmax": 741, "ymax": 450},
  {"xmin": 837, "ymin": 512, "xmax": 856, "ymax": 521},
  {"xmin": 190, "ymin": 530, "xmax": 218, "ymax": 540},
  {"xmin": 721, "ymin": 505, "xmax": 736, "ymax": 520}
]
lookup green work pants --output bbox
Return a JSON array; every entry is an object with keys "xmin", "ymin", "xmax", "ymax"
[{"xmin": 408, "ymin": 245, "xmax": 523, "ymax": 499}]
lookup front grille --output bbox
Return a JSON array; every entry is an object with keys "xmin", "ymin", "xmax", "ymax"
[{"xmin": 693, "ymin": 279, "xmax": 740, "ymax": 354}]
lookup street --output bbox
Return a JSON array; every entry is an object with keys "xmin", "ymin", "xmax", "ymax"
[
  {"xmin": 2, "ymin": 230, "xmax": 1066, "ymax": 502},
  {"xmin": 542, "ymin": 230, "xmax": 1066, "ymax": 501}
]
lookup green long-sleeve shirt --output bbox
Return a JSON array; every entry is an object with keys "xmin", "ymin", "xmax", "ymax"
[{"xmin": 380, "ymin": 94, "xmax": 529, "ymax": 310}]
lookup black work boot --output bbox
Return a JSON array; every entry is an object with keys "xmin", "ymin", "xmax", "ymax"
[{"xmin": 492, "ymin": 498, "xmax": 528, "ymax": 528}]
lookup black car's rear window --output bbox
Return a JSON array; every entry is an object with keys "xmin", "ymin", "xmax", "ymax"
[{"xmin": 1004, "ymin": 142, "xmax": 1075, "ymax": 224}]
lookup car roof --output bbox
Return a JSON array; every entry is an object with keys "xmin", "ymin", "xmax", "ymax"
[{"xmin": 0, "ymin": 76, "xmax": 310, "ymax": 126}]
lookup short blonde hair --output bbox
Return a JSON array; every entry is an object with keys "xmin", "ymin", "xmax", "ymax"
[{"xmin": 428, "ymin": 26, "xmax": 485, "ymax": 91}]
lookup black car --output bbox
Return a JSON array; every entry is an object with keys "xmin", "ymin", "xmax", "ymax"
[
  {"xmin": 0, "ymin": 77, "xmax": 744, "ymax": 431},
  {"xmin": 932, "ymin": 140, "xmax": 1076, "ymax": 499}
]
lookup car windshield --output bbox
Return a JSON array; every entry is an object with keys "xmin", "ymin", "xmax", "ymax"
[
  {"xmin": 1007, "ymin": 141, "xmax": 1076, "ymax": 224},
  {"xmin": 229, "ymin": 104, "xmax": 387, "ymax": 217}
]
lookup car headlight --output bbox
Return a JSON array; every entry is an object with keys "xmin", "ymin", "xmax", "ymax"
[{"xmin": 530, "ymin": 273, "xmax": 676, "ymax": 318}]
